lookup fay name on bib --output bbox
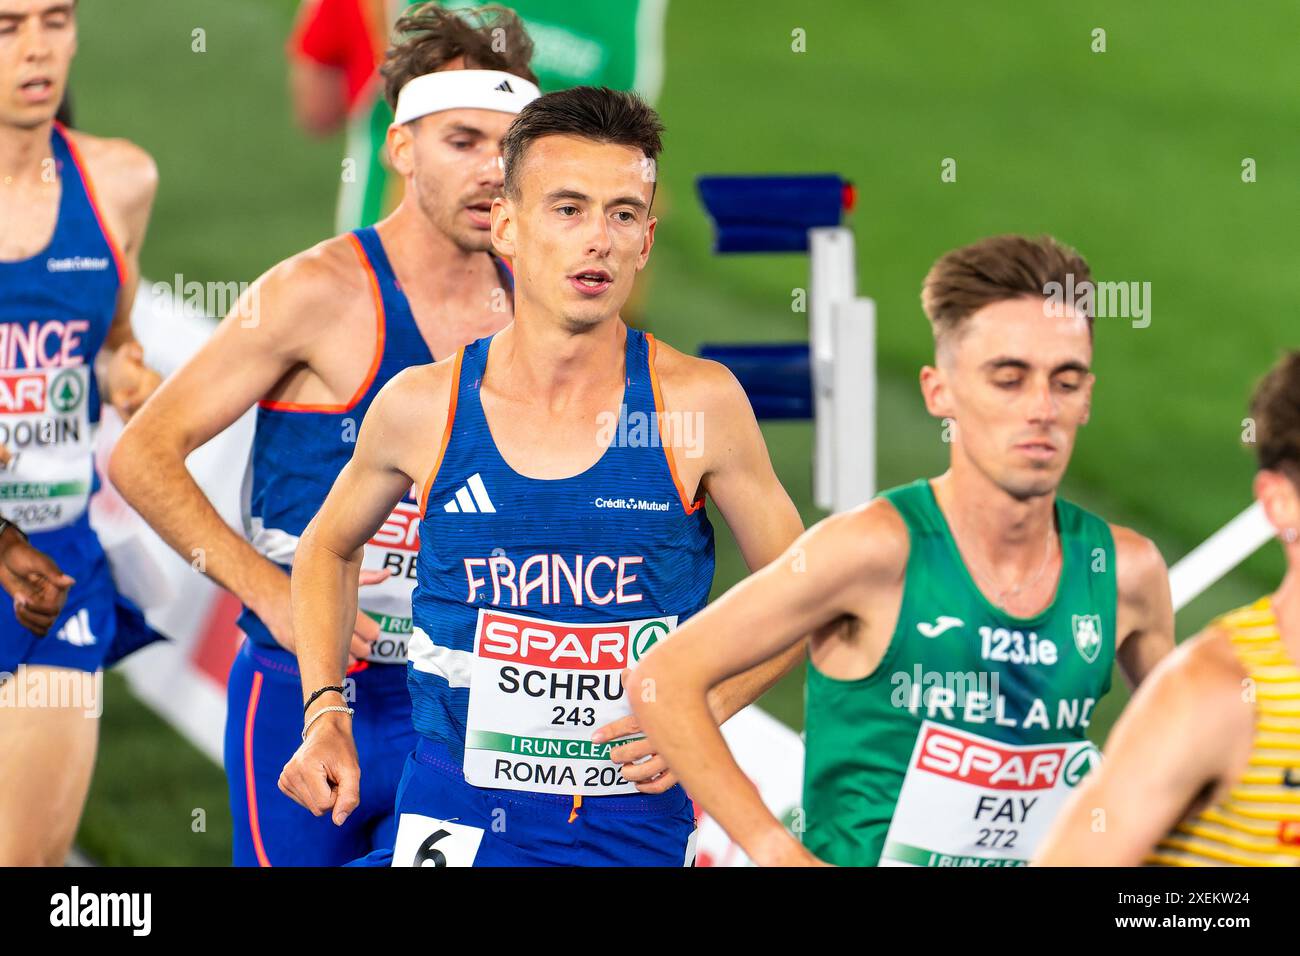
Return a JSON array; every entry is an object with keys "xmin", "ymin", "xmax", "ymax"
[{"xmin": 880, "ymin": 721, "xmax": 1100, "ymax": 867}]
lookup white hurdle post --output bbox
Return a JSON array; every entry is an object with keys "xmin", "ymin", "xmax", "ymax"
[
  {"xmin": 830, "ymin": 296, "xmax": 877, "ymax": 512},
  {"xmin": 806, "ymin": 227, "xmax": 868, "ymax": 512},
  {"xmin": 1168, "ymin": 502, "xmax": 1275, "ymax": 613}
]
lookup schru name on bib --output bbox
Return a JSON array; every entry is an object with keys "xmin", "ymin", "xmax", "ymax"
[{"xmin": 463, "ymin": 607, "xmax": 677, "ymax": 796}]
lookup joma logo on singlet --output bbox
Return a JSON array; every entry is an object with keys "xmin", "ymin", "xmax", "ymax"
[{"xmin": 916, "ymin": 725, "xmax": 1068, "ymax": 790}]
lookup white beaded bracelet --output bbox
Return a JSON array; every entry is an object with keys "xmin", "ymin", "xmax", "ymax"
[{"xmin": 302, "ymin": 705, "xmax": 354, "ymax": 741}]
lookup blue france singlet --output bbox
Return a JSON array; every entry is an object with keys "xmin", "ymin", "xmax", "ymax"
[
  {"xmin": 408, "ymin": 326, "xmax": 716, "ymax": 797},
  {"xmin": 238, "ymin": 226, "xmax": 511, "ymax": 664},
  {"xmin": 0, "ymin": 123, "xmax": 120, "ymax": 579}
]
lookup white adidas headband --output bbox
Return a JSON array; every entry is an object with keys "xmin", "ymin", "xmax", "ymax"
[{"xmin": 393, "ymin": 69, "xmax": 541, "ymax": 125}]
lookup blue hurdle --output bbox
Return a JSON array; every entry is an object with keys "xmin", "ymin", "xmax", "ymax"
[{"xmin": 696, "ymin": 174, "xmax": 876, "ymax": 513}]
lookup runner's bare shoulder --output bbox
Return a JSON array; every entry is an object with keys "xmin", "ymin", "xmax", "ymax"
[
  {"xmin": 1110, "ymin": 522, "xmax": 1168, "ymax": 602},
  {"xmin": 237, "ymin": 235, "xmax": 373, "ymax": 347},
  {"xmin": 646, "ymin": 335, "xmax": 744, "ymax": 419},
  {"xmin": 821, "ymin": 496, "xmax": 911, "ymax": 592},
  {"xmin": 63, "ymin": 130, "xmax": 157, "ymax": 238},
  {"xmin": 365, "ymin": 355, "xmax": 460, "ymax": 476},
  {"xmin": 1135, "ymin": 622, "xmax": 1253, "ymax": 742}
]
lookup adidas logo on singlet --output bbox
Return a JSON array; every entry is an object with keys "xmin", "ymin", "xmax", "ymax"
[{"xmin": 443, "ymin": 473, "xmax": 497, "ymax": 514}]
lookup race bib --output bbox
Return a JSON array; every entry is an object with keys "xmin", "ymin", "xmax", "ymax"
[
  {"xmin": 359, "ymin": 498, "xmax": 422, "ymax": 664},
  {"xmin": 392, "ymin": 814, "xmax": 484, "ymax": 868},
  {"xmin": 0, "ymin": 366, "xmax": 95, "ymax": 532},
  {"xmin": 463, "ymin": 607, "xmax": 676, "ymax": 796},
  {"xmin": 880, "ymin": 721, "xmax": 1100, "ymax": 867}
]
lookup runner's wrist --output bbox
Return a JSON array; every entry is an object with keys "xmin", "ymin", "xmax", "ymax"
[
  {"xmin": 748, "ymin": 823, "xmax": 804, "ymax": 867},
  {"xmin": 0, "ymin": 519, "xmax": 26, "ymax": 555},
  {"xmin": 303, "ymin": 688, "xmax": 347, "ymax": 721},
  {"xmin": 244, "ymin": 562, "xmax": 290, "ymax": 621},
  {"xmin": 302, "ymin": 702, "xmax": 353, "ymax": 740}
]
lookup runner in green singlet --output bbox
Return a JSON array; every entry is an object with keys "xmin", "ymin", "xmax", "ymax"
[
  {"xmin": 290, "ymin": 0, "xmax": 667, "ymax": 232},
  {"xmin": 629, "ymin": 234, "xmax": 1178, "ymax": 866}
]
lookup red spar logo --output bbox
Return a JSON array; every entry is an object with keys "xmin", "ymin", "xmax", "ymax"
[
  {"xmin": 0, "ymin": 373, "xmax": 46, "ymax": 415},
  {"xmin": 916, "ymin": 725, "xmax": 1067, "ymax": 790},
  {"xmin": 369, "ymin": 501, "xmax": 421, "ymax": 552},
  {"xmin": 477, "ymin": 610, "xmax": 632, "ymax": 671}
]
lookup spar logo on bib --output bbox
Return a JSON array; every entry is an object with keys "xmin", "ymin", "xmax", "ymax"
[
  {"xmin": 475, "ymin": 609, "xmax": 678, "ymax": 672},
  {"xmin": 0, "ymin": 373, "xmax": 46, "ymax": 414},
  {"xmin": 630, "ymin": 620, "xmax": 669, "ymax": 663},
  {"xmin": 49, "ymin": 369, "xmax": 84, "ymax": 414},
  {"xmin": 915, "ymin": 724, "xmax": 1069, "ymax": 790},
  {"xmin": 1062, "ymin": 745, "xmax": 1100, "ymax": 787},
  {"xmin": 370, "ymin": 500, "xmax": 421, "ymax": 552}
]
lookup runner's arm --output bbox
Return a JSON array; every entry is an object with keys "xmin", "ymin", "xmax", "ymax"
[
  {"xmin": 1112, "ymin": 525, "xmax": 1175, "ymax": 688},
  {"xmin": 690, "ymin": 360, "xmax": 808, "ymax": 721},
  {"xmin": 292, "ymin": 368, "xmax": 439, "ymax": 707},
  {"xmin": 83, "ymin": 136, "xmax": 161, "ymax": 419},
  {"xmin": 1034, "ymin": 631, "xmax": 1244, "ymax": 865},
  {"xmin": 287, "ymin": 0, "xmax": 357, "ymax": 135},
  {"xmin": 629, "ymin": 502, "xmax": 905, "ymax": 865},
  {"xmin": 107, "ymin": 257, "xmax": 334, "ymax": 646},
  {"xmin": 600, "ymin": 359, "xmax": 806, "ymax": 793},
  {"xmin": 280, "ymin": 367, "xmax": 446, "ymax": 824}
]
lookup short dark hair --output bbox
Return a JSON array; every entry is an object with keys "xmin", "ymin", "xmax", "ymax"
[
  {"xmin": 381, "ymin": 2, "xmax": 537, "ymax": 111},
  {"xmin": 921, "ymin": 234, "xmax": 1094, "ymax": 348},
  {"xmin": 1250, "ymin": 351, "xmax": 1300, "ymax": 475},
  {"xmin": 500, "ymin": 86, "xmax": 664, "ymax": 200}
]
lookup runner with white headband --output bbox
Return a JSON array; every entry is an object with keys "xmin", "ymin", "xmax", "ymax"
[{"xmin": 110, "ymin": 3, "xmax": 538, "ymax": 867}]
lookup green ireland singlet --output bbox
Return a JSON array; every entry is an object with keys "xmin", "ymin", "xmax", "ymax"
[{"xmin": 802, "ymin": 479, "xmax": 1117, "ymax": 866}]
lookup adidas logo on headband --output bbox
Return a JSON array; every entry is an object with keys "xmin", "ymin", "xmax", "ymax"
[{"xmin": 394, "ymin": 69, "xmax": 541, "ymax": 126}]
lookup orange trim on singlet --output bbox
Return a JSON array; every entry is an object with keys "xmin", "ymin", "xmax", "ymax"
[
  {"xmin": 567, "ymin": 795, "xmax": 583, "ymax": 824},
  {"xmin": 258, "ymin": 233, "xmax": 386, "ymax": 414},
  {"xmin": 419, "ymin": 348, "xmax": 464, "ymax": 518},
  {"xmin": 645, "ymin": 333, "xmax": 703, "ymax": 515},
  {"xmin": 55, "ymin": 121, "xmax": 127, "ymax": 288},
  {"xmin": 243, "ymin": 671, "xmax": 272, "ymax": 868}
]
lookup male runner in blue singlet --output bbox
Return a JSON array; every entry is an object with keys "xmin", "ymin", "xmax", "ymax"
[
  {"xmin": 281, "ymin": 86, "xmax": 808, "ymax": 866},
  {"xmin": 111, "ymin": 6, "xmax": 541, "ymax": 866},
  {"xmin": 0, "ymin": 0, "xmax": 162, "ymax": 865}
]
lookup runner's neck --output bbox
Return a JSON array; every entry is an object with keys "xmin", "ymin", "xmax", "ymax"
[
  {"xmin": 0, "ymin": 120, "xmax": 55, "ymax": 187},
  {"xmin": 931, "ymin": 468, "xmax": 1060, "ymax": 583},
  {"xmin": 486, "ymin": 318, "xmax": 627, "ymax": 410},
  {"xmin": 376, "ymin": 200, "xmax": 497, "ymax": 294}
]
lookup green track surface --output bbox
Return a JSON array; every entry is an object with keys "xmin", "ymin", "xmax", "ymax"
[{"xmin": 69, "ymin": 1, "xmax": 1291, "ymax": 864}]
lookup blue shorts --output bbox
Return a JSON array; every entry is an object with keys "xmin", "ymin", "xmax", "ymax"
[
  {"xmin": 354, "ymin": 737, "xmax": 698, "ymax": 867},
  {"xmin": 223, "ymin": 641, "xmax": 418, "ymax": 867},
  {"xmin": 0, "ymin": 520, "xmax": 160, "ymax": 674}
]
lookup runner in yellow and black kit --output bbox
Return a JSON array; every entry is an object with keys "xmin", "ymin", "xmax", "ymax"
[{"xmin": 1038, "ymin": 351, "xmax": 1300, "ymax": 867}]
